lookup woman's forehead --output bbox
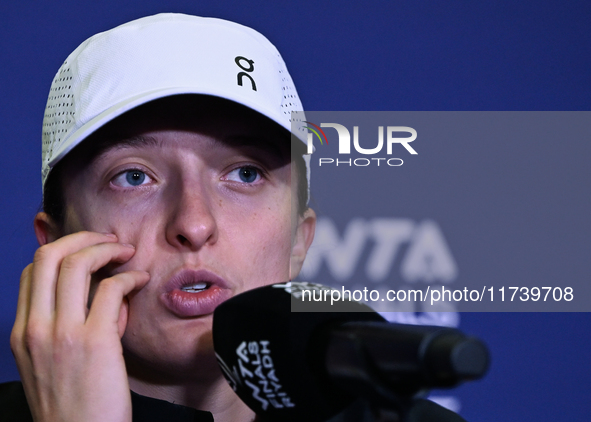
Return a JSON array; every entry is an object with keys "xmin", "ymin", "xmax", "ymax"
[{"xmin": 90, "ymin": 130, "xmax": 291, "ymax": 173}]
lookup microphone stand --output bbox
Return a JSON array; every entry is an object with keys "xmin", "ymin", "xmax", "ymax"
[{"xmin": 325, "ymin": 322, "xmax": 487, "ymax": 422}]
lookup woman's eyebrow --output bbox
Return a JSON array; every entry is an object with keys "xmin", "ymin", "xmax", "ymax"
[
  {"xmin": 222, "ymin": 135, "xmax": 287, "ymax": 161},
  {"xmin": 106, "ymin": 134, "xmax": 162, "ymax": 151},
  {"xmin": 86, "ymin": 134, "xmax": 162, "ymax": 167}
]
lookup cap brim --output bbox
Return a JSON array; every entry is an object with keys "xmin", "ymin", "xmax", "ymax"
[{"xmin": 49, "ymin": 86, "xmax": 305, "ymax": 168}]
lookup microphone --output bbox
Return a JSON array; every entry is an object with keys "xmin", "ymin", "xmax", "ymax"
[{"xmin": 213, "ymin": 282, "xmax": 489, "ymax": 422}]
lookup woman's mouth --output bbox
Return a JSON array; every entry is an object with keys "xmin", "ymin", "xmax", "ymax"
[{"xmin": 161, "ymin": 269, "xmax": 233, "ymax": 317}]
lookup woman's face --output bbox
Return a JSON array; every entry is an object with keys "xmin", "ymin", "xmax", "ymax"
[{"xmin": 56, "ymin": 99, "xmax": 315, "ymax": 383}]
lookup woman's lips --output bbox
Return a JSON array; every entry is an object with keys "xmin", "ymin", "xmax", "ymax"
[{"xmin": 160, "ymin": 269, "xmax": 233, "ymax": 317}]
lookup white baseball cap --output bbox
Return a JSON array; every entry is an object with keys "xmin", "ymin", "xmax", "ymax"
[{"xmin": 41, "ymin": 13, "xmax": 309, "ymax": 189}]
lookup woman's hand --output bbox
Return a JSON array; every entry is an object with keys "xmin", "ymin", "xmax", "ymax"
[{"xmin": 10, "ymin": 231, "xmax": 150, "ymax": 422}]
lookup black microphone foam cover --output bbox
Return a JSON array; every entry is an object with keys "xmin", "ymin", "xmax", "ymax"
[{"xmin": 213, "ymin": 282, "xmax": 383, "ymax": 422}]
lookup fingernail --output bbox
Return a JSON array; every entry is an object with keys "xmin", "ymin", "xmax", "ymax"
[
  {"xmin": 121, "ymin": 243, "xmax": 135, "ymax": 249},
  {"xmin": 103, "ymin": 233, "xmax": 117, "ymax": 238}
]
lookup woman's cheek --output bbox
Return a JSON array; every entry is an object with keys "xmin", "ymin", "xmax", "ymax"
[{"xmin": 95, "ymin": 193, "xmax": 162, "ymax": 236}]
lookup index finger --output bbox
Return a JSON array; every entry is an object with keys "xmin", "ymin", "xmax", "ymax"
[{"xmin": 29, "ymin": 231, "xmax": 119, "ymax": 320}]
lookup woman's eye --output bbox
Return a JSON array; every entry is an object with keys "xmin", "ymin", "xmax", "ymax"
[
  {"xmin": 112, "ymin": 170, "xmax": 152, "ymax": 187},
  {"xmin": 226, "ymin": 166, "xmax": 261, "ymax": 183}
]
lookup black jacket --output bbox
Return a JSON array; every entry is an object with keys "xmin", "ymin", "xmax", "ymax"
[
  {"xmin": 0, "ymin": 381, "xmax": 465, "ymax": 422},
  {"xmin": 0, "ymin": 381, "xmax": 213, "ymax": 422}
]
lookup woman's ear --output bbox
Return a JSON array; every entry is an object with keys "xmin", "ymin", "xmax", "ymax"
[
  {"xmin": 34, "ymin": 212, "xmax": 61, "ymax": 246},
  {"xmin": 290, "ymin": 208, "xmax": 316, "ymax": 280}
]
